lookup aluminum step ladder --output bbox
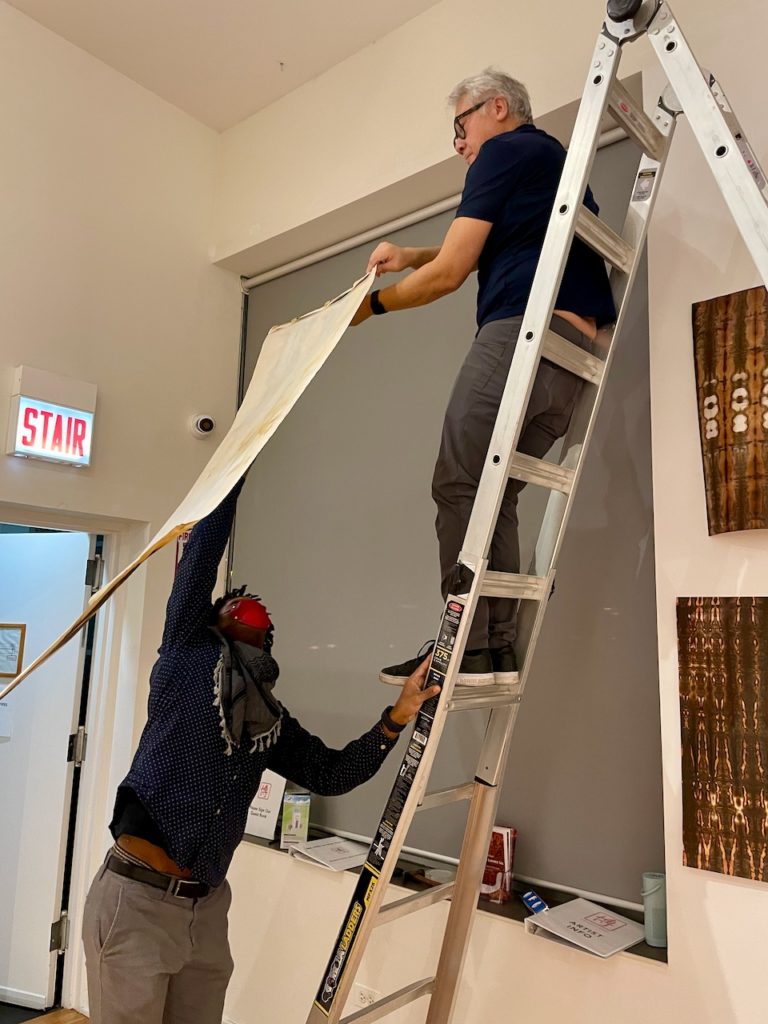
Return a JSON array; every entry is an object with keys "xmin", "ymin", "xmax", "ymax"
[{"xmin": 307, "ymin": 2, "xmax": 768, "ymax": 1021}]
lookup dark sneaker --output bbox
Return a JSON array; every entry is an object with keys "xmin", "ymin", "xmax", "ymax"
[
  {"xmin": 379, "ymin": 642, "xmax": 494, "ymax": 687},
  {"xmin": 490, "ymin": 646, "xmax": 519, "ymax": 685},
  {"xmin": 456, "ymin": 648, "xmax": 495, "ymax": 686},
  {"xmin": 379, "ymin": 641, "xmax": 435, "ymax": 685}
]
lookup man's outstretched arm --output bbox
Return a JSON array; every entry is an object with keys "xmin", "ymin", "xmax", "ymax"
[
  {"xmin": 160, "ymin": 477, "xmax": 245, "ymax": 647},
  {"xmin": 268, "ymin": 659, "xmax": 439, "ymax": 795},
  {"xmin": 350, "ymin": 216, "xmax": 491, "ymax": 326}
]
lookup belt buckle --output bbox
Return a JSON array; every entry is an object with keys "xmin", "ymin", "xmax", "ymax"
[{"xmin": 168, "ymin": 876, "xmax": 194, "ymax": 899}]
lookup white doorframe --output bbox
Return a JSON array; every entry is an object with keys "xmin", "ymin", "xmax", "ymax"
[{"xmin": 0, "ymin": 502, "xmax": 151, "ymax": 1014}]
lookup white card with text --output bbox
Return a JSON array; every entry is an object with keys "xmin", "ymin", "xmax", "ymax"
[{"xmin": 244, "ymin": 769, "xmax": 287, "ymax": 840}]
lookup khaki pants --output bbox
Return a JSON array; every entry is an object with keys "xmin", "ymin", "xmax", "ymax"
[
  {"xmin": 432, "ymin": 314, "xmax": 586, "ymax": 650},
  {"xmin": 82, "ymin": 859, "xmax": 234, "ymax": 1024}
]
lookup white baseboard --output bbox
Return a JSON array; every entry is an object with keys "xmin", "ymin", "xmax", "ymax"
[{"xmin": 0, "ymin": 984, "xmax": 47, "ymax": 1009}]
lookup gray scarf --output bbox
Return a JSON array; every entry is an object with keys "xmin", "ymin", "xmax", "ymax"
[{"xmin": 211, "ymin": 632, "xmax": 282, "ymax": 756}]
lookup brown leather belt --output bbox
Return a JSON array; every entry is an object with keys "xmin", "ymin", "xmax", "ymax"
[{"xmin": 106, "ymin": 854, "xmax": 210, "ymax": 899}]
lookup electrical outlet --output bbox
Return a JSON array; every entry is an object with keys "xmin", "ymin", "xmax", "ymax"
[{"xmin": 352, "ymin": 983, "xmax": 381, "ymax": 1008}]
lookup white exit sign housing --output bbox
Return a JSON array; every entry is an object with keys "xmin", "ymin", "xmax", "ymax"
[{"xmin": 6, "ymin": 366, "xmax": 97, "ymax": 468}]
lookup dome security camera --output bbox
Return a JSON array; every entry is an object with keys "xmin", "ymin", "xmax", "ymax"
[{"xmin": 190, "ymin": 415, "xmax": 216, "ymax": 438}]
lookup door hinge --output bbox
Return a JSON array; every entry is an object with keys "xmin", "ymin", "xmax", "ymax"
[
  {"xmin": 50, "ymin": 910, "xmax": 70, "ymax": 953},
  {"xmin": 67, "ymin": 726, "xmax": 87, "ymax": 766},
  {"xmin": 85, "ymin": 554, "xmax": 104, "ymax": 593}
]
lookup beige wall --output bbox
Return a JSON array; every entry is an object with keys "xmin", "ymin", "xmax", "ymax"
[
  {"xmin": 219, "ymin": 2, "xmax": 768, "ymax": 1024},
  {"xmin": 0, "ymin": 3, "xmax": 241, "ymax": 1007},
  {"xmin": 210, "ymin": 0, "xmax": 651, "ymax": 273},
  {"xmin": 0, "ymin": 0, "xmax": 241, "ymax": 721}
]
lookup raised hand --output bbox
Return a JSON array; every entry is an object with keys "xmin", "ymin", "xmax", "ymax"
[{"xmin": 366, "ymin": 242, "xmax": 412, "ymax": 276}]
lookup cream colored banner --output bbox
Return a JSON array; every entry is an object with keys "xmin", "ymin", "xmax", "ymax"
[{"xmin": 0, "ymin": 270, "xmax": 374, "ymax": 701}]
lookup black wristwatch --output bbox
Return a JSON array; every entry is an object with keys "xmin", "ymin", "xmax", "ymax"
[
  {"xmin": 370, "ymin": 290, "xmax": 388, "ymax": 315},
  {"xmin": 380, "ymin": 705, "xmax": 406, "ymax": 734}
]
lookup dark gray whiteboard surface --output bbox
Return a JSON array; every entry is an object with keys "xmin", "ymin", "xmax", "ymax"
[{"xmin": 232, "ymin": 139, "xmax": 664, "ymax": 903}]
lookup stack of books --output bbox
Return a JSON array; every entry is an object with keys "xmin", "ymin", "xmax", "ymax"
[{"xmin": 480, "ymin": 825, "xmax": 517, "ymax": 903}]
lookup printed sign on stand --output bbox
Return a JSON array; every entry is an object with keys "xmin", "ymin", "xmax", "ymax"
[{"xmin": 244, "ymin": 769, "xmax": 287, "ymax": 840}]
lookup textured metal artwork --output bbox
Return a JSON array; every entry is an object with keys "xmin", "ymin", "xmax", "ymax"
[
  {"xmin": 678, "ymin": 596, "xmax": 768, "ymax": 881},
  {"xmin": 693, "ymin": 286, "xmax": 768, "ymax": 534}
]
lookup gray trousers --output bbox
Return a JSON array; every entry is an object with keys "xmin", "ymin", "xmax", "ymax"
[
  {"xmin": 432, "ymin": 314, "xmax": 587, "ymax": 650},
  {"xmin": 82, "ymin": 859, "xmax": 234, "ymax": 1024}
]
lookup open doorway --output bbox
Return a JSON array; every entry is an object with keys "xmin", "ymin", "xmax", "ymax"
[{"xmin": 0, "ymin": 526, "xmax": 103, "ymax": 1021}]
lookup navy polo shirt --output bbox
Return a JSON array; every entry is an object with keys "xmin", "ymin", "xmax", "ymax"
[
  {"xmin": 456, "ymin": 123, "xmax": 616, "ymax": 330},
  {"xmin": 111, "ymin": 481, "xmax": 398, "ymax": 887}
]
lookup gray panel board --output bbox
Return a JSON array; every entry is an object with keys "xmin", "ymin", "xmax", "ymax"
[{"xmin": 233, "ymin": 139, "xmax": 664, "ymax": 901}]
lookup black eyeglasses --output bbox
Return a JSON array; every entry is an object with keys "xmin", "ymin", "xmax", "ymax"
[{"xmin": 453, "ymin": 99, "xmax": 488, "ymax": 143}]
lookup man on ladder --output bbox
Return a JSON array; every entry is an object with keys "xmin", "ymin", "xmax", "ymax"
[
  {"xmin": 350, "ymin": 68, "xmax": 615, "ymax": 687},
  {"xmin": 312, "ymin": 4, "xmax": 768, "ymax": 1023}
]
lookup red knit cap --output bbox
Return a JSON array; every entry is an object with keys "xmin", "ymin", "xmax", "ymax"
[{"xmin": 225, "ymin": 597, "xmax": 272, "ymax": 630}]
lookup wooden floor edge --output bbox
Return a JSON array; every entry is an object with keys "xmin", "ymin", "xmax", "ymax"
[{"xmin": 28, "ymin": 1011, "xmax": 88, "ymax": 1023}]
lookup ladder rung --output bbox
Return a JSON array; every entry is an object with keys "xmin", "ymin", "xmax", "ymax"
[
  {"xmin": 480, "ymin": 571, "xmax": 548, "ymax": 600},
  {"xmin": 418, "ymin": 782, "xmax": 476, "ymax": 811},
  {"xmin": 542, "ymin": 329, "xmax": 605, "ymax": 384},
  {"xmin": 508, "ymin": 451, "xmax": 575, "ymax": 493},
  {"xmin": 375, "ymin": 883, "xmax": 454, "ymax": 927},
  {"xmin": 447, "ymin": 684, "xmax": 521, "ymax": 713},
  {"xmin": 608, "ymin": 79, "xmax": 667, "ymax": 162},
  {"xmin": 340, "ymin": 978, "xmax": 435, "ymax": 1024},
  {"xmin": 575, "ymin": 206, "xmax": 635, "ymax": 272}
]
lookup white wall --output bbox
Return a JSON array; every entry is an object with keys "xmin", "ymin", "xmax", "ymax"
[
  {"xmin": 0, "ymin": 1, "xmax": 241, "ymax": 520},
  {"xmin": 0, "ymin": 2, "xmax": 241, "ymax": 721},
  {"xmin": 211, "ymin": 0, "xmax": 651, "ymax": 273},
  {"xmin": 0, "ymin": 2, "xmax": 241, "ymax": 1008},
  {"xmin": 220, "ymin": 2, "xmax": 768, "ymax": 1023}
]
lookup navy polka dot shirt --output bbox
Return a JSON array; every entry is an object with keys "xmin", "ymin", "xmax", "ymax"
[{"xmin": 111, "ymin": 481, "xmax": 398, "ymax": 887}]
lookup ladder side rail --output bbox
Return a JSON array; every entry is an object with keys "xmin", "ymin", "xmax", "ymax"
[
  {"xmin": 514, "ymin": 118, "xmax": 676, "ymax": 683},
  {"xmin": 428, "ymin": 685, "xmax": 529, "ymax": 1023},
  {"xmin": 459, "ymin": 31, "xmax": 623, "ymax": 567},
  {"xmin": 305, "ymin": 581, "xmax": 486, "ymax": 1024},
  {"xmin": 424, "ymin": 780, "xmax": 504, "ymax": 1024},
  {"xmin": 523, "ymin": 127, "xmax": 674, "ymax": 587},
  {"xmin": 649, "ymin": 1, "xmax": 768, "ymax": 285},
  {"xmin": 474, "ymin": 686, "xmax": 526, "ymax": 785}
]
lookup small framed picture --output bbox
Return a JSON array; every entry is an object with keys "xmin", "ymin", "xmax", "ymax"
[{"xmin": 0, "ymin": 624, "xmax": 26, "ymax": 678}]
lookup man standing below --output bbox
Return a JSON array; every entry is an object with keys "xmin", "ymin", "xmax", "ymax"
[
  {"xmin": 82, "ymin": 478, "xmax": 437, "ymax": 1024},
  {"xmin": 351, "ymin": 69, "xmax": 616, "ymax": 687}
]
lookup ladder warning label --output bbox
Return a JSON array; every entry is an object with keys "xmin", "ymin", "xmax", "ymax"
[
  {"xmin": 313, "ymin": 596, "xmax": 465, "ymax": 1015},
  {"xmin": 631, "ymin": 168, "xmax": 656, "ymax": 203},
  {"xmin": 735, "ymin": 133, "xmax": 767, "ymax": 189},
  {"xmin": 315, "ymin": 868, "xmax": 376, "ymax": 1015},
  {"xmin": 367, "ymin": 597, "xmax": 464, "ymax": 873}
]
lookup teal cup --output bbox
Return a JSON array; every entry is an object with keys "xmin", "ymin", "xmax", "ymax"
[{"xmin": 641, "ymin": 871, "xmax": 667, "ymax": 948}]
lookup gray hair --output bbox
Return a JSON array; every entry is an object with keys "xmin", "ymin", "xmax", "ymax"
[{"xmin": 448, "ymin": 68, "xmax": 533, "ymax": 124}]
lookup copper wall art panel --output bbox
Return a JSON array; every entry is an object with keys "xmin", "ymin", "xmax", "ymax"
[
  {"xmin": 678, "ymin": 596, "xmax": 768, "ymax": 881},
  {"xmin": 693, "ymin": 285, "xmax": 768, "ymax": 534}
]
